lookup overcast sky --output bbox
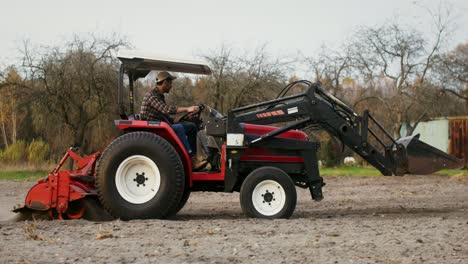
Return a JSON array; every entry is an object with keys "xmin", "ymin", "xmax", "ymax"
[{"xmin": 0, "ymin": 0, "xmax": 467, "ymax": 71}]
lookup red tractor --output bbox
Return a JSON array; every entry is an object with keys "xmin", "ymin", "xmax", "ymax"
[{"xmin": 14, "ymin": 51, "xmax": 464, "ymax": 220}]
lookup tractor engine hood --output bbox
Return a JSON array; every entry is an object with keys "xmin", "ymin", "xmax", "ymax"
[{"xmin": 242, "ymin": 123, "xmax": 308, "ymax": 141}]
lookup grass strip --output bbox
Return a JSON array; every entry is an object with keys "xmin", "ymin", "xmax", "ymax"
[
  {"xmin": 0, "ymin": 170, "xmax": 48, "ymax": 180},
  {"xmin": 320, "ymin": 166, "xmax": 381, "ymax": 176}
]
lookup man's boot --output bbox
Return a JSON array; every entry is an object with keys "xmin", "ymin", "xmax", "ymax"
[{"xmin": 191, "ymin": 156, "xmax": 208, "ymax": 171}]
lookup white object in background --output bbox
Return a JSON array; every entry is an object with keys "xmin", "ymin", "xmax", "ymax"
[{"xmin": 344, "ymin": 156, "xmax": 356, "ymax": 165}]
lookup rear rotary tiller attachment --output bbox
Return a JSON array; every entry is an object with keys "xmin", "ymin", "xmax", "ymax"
[{"xmin": 13, "ymin": 148, "xmax": 111, "ymax": 221}]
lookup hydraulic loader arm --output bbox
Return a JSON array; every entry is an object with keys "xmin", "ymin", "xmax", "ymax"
[
  {"xmin": 227, "ymin": 81, "xmax": 463, "ymax": 176},
  {"xmin": 227, "ymin": 81, "xmax": 396, "ymax": 175}
]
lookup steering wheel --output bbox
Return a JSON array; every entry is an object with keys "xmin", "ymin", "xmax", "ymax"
[{"xmin": 175, "ymin": 104, "xmax": 206, "ymax": 129}]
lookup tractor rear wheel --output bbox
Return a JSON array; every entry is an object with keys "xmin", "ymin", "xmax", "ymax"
[
  {"xmin": 96, "ymin": 132, "xmax": 185, "ymax": 220},
  {"xmin": 80, "ymin": 197, "xmax": 115, "ymax": 221},
  {"xmin": 175, "ymin": 187, "xmax": 191, "ymax": 213},
  {"xmin": 240, "ymin": 167, "xmax": 297, "ymax": 219}
]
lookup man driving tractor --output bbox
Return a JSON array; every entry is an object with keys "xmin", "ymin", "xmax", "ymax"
[{"xmin": 140, "ymin": 71, "xmax": 208, "ymax": 170}]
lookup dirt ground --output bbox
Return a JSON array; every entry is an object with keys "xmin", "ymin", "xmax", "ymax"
[{"xmin": 0, "ymin": 175, "xmax": 467, "ymax": 264}]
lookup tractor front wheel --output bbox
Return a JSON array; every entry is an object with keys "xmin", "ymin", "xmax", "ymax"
[
  {"xmin": 96, "ymin": 132, "xmax": 185, "ymax": 220},
  {"xmin": 240, "ymin": 167, "xmax": 297, "ymax": 219}
]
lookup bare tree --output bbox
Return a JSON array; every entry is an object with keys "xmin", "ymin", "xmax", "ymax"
[
  {"xmin": 166, "ymin": 76, "xmax": 196, "ymax": 107},
  {"xmin": 435, "ymin": 42, "xmax": 468, "ymax": 110},
  {"xmin": 301, "ymin": 6, "xmax": 455, "ymax": 163},
  {"xmin": 230, "ymin": 45, "xmax": 289, "ymax": 108},
  {"xmin": 197, "ymin": 45, "xmax": 237, "ymax": 114},
  {"xmin": 21, "ymin": 34, "xmax": 128, "ymax": 154},
  {"xmin": 0, "ymin": 67, "xmax": 26, "ymax": 149},
  {"xmin": 345, "ymin": 12, "xmax": 450, "ymax": 137},
  {"xmin": 197, "ymin": 45, "xmax": 291, "ymax": 114},
  {"xmin": 304, "ymin": 47, "xmax": 350, "ymax": 96}
]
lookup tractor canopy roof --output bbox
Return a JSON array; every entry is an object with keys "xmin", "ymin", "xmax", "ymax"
[{"xmin": 117, "ymin": 50, "xmax": 212, "ymax": 80}]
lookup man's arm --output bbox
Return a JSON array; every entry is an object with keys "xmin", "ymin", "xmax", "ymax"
[
  {"xmin": 147, "ymin": 93, "xmax": 198, "ymax": 114},
  {"xmin": 176, "ymin": 106, "xmax": 199, "ymax": 114}
]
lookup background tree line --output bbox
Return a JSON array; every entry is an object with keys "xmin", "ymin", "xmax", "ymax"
[{"xmin": 0, "ymin": 18, "xmax": 466, "ymax": 166}]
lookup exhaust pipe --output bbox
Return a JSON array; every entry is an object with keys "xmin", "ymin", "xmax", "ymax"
[{"xmin": 394, "ymin": 134, "xmax": 464, "ymax": 175}]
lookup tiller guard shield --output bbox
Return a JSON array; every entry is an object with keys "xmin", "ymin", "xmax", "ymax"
[{"xmin": 395, "ymin": 134, "xmax": 464, "ymax": 175}]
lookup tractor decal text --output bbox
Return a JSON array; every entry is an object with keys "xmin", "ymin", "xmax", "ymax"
[{"xmin": 256, "ymin": 110, "xmax": 285, "ymax": 118}]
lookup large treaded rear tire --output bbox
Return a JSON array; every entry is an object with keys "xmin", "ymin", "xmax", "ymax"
[
  {"xmin": 80, "ymin": 197, "xmax": 115, "ymax": 221},
  {"xmin": 175, "ymin": 187, "xmax": 191, "ymax": 213},
  {"xmin": 96, "ymin": 132, "xmax": 185, "ymax": 220},
  {"xmin": 240, "ymin": 167, "xmax": 297, "ymax": 219}
]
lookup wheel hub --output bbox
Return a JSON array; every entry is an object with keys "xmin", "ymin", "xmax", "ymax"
[
  {"xmin": 252, "ymin": 180, "xmax": 286, "ymax": 216},
  {"xmin": 261, "ymin": 190, "xmax": 275, "ymax": 204},
  {"xmin": 115, "ymin": 155, "xmax": 161, "ymax": 204},
  {"xmin": 134, "ymin": 172, "xmax": 148, "ymax": 187}
]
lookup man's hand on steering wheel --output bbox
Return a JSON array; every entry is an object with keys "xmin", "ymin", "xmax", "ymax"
[
  {"xmin": 174, "ymin": 104, "xmax": 205, "ymax": 125},
  {"xmin": 187, "ymin": 105, "xmax": 199, "ymax": 114}
]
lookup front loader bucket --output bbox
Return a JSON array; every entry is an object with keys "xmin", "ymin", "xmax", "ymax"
[{"xmin": 395, "ymin": 134, "xmax": 464, "ymax": 175}]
